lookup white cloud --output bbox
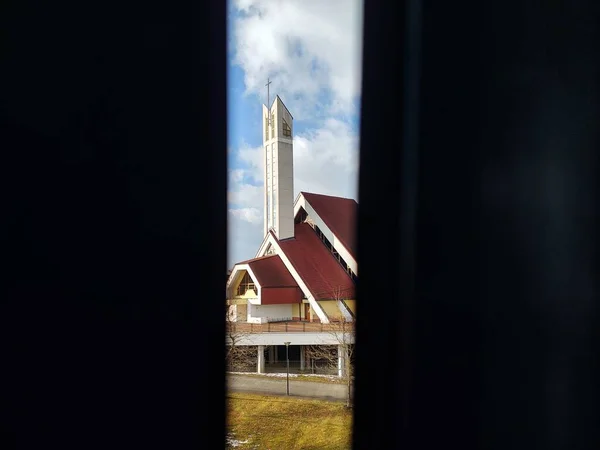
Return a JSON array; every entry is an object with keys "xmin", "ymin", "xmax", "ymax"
[
  {"xmin": 294, "ymin": 118, "xmax": 359, "ymax": 198},
  {"xmin": 228, "ymin": 169, "xmax": 244, "ymax": 184},
  {"xmin": 228, "ymin": 207, "xmax": 262, "ymax": 224},
  {"xmin": 228, "ymin": 179, "xmax": 263, "ymax": 210},
  {"xmin": 228, "ymin": 210, "xmax": 263, "ymax": 266},
  {"xmin": 238, "ymin": 143, "xmax": 263, "ymax": 183},
  {"xmin": 230, "ymin": 0, "xmax": 364, "ymax": 119},
  {"xmin": 227, "ymin": 0, "xmax": 362, "ymax": 265}
]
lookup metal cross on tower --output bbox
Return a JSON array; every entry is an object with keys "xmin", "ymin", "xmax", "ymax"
[{"xmin": 265, "ymin": 77, "xmax": 272, "ymax": 125}]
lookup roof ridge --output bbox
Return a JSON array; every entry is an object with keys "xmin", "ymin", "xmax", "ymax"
[
  {"xmin": 234, "ymin": 253, "xmax": 279, "ymax": 266},
  {"xmin": 301, "ymin": 191, "xmax": 358, "ymax": 203}
]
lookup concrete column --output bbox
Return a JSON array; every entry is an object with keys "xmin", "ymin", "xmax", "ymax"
[
  {"xmin": 337, "ymin": 345, "xmax": 347, "ymax": 378},
  {"xmin": 257, "ymin": 345, "xmax": 265, "ymax": 374},
  {"xmin": 300, "ymin": 345, "xmax": 305, "ymax": 370}
]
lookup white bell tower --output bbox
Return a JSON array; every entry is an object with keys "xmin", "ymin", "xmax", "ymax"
[{"xmin": 262, "ymin": 80, "xmax": 295, "ymax": 240}]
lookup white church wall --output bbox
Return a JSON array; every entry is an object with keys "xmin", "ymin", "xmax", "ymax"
[
  {"xmin": 276, "ymin": 141, "xmax": 294, "ymax": 240},
  {"xmin": 262, "ymin": 104, "xmax": 270, "ymax": 236},
  {"xmin": 262, "ymin": 96, "xmax": 295, "ymax": 241},
  {"xmin": 247, "ymin": 303, "xmax": 293, "ymax": 324}
]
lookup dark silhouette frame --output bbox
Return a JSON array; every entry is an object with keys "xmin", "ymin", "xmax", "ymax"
[{"xmin": 2, "ymin": 0, "xmax": 599, "ymax": 448}]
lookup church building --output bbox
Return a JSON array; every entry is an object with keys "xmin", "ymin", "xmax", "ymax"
[
  {"xmin": 226, "ymin": 94, "xmax": 357, "ymax": 375},
  {"xmin": 227, "ymin": 94, "xmax": 357, "ymax": 324}
]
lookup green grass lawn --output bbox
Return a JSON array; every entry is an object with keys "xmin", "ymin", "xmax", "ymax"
[{"xmin": 227, "ymin": 393, "xmax": 353, "ymax": 449}]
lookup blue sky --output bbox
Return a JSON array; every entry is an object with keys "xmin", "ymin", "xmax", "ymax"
[{"xmin": 227, "ymin": 0, "xmax": 363, "ymax": 267}]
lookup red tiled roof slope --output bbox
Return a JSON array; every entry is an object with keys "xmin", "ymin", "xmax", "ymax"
[
  {"xmin": 261, "ymin": 287, "xmax": 301, "ymax": 305},
  {"xmin": 244, "ymin": 255, "xmax": 299, "ymax": 288},
  {"xmin": 231, "ymin": 255, "xmax": 301, "ymax": 305},
  {"xmin": 277, "ymin": 223, "xmax": 355, "ymax": 300},
  {"xmin": 301, "ymin": 192, "xmax": 358, "ymax": 258}
]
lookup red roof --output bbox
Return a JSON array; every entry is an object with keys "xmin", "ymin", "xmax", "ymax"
[
  {"xmin": 234, "ymin": 254, "xmax": 272, "ymax": 266},
  {"xmin": 261, "ymin": 287, "xmax": 301, "ymax": 305},
  {"xmin": 277, "ymin": 223, "xmax": 355, "ymax": 300},
  {"xmin": 242, "ymin": 255, "xmax": 299, "ymax": 288},
  {"xmin": 232, "ymin": 254, "xmax": 302, "ymax": 305},
  {"xmin": 301, "ymin": 192, "xmax": 358, "ymax": 258}
]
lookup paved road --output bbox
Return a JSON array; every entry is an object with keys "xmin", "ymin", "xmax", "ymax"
[{"xmin": 228, "ymin": 375, "xmax": 347, "ymax": 402}]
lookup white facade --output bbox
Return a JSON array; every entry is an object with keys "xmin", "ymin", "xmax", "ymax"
[
  {"xmin": 263, "ymin": 96, "xmax": 294, "ymax": 240},
  {"xmin": 247, "ymin": 303, "xmax": 293, "ymax": 324}
]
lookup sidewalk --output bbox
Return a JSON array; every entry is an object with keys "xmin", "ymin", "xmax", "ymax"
[{"xmin": 227, "ymin": 374, "xmax": 348, "ymax": 402}]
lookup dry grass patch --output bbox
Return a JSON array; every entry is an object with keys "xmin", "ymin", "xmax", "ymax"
[
  {"xmin": 293, "ymin": 374, "xmax": 344, "ymax": 384},
  {"xmin": 227, "ymin": 393, "xmax": 352, "ymax": 449}
]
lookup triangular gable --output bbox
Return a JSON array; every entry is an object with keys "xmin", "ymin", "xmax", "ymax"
[
  {"xmin": 254, "ymin": 231, "xmax": 330, "ymax": 323},
  {"xmin": 226, "ymin": 264, "xmax": 261, "ymax": 299}
]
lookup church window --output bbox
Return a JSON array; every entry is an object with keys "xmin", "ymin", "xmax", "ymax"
[
  {"xmin": 237, "ymin": 272, "xmax": 256, "ymax": 296},
  {"xmin": 283, "ymin": 119, "xmax": 292, "ymax": 137},
  {"xmin": 271, "ymin": 112, "xmax": 275, "ymax": 139},
  {"xmin": 265, "ymin": 116, "xmax": 269, "ymax": 141}
]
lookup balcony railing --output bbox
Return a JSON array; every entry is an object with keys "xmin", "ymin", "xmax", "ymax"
[{"xmin": 226, "ymin": 321, "xmax": 355, "ymax": 333}]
